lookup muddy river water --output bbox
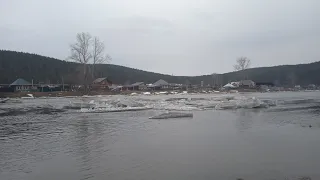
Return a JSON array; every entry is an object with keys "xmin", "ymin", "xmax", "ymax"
[{"xmin": 1, "ymin": 91, "xmax": 320, "ymax": 180}]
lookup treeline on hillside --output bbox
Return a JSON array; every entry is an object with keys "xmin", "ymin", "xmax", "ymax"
[
  {"xmin": 0, "ymin": 50, "xmax": 319, "ymax": 86},
  {"xmin": 0, "ymin": 50, "xmax": 191, "ymax": 85}
]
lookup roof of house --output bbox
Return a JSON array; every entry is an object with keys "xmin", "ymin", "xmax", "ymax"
[
  {"xmin": 153, "ymin": 79, "xmax": 169, "ymax": 86},
  {"xmin": 223, "ymin": 83, "xmax": 236, "ymax": 88},
  {"xmin": 230, "ymin": 82, "xmax": 240, "ymax": 86},
  {"xmin": 240, "ymin": 80, "xmax": 255, "ymax": 85},
  {"xmin": 93, "ymin": 77, "xmax": 110, "ymax": 84},
  {"xmin": 124, "ymin": 82, "xmax": 145, "ymax": 88},
  {"xmin": 131, "ymin": 82, "xmax": 145, "ymax": 86},
  {"xmin": 10, "ymin": 78, "xmax": 31, "ymax": 86}
]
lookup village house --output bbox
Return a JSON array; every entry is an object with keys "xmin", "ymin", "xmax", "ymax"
[
  {"xmin": 307, "ymin": 84, "xmax": 316, "ymax": 90},
  {"xmin": 92, "ymin": 77, "xmax": 112, "ymax": 90},
  {"xmin": 148, "ymin": 79, "xmax": 169, "ymax": 90},
  {"xmin": 168, "ymin": 83, "xmax": 183, "ymax": 90},
  {"xmin": 127, "ymin": 82, "xmax": 146, "ymax": 91},
  {"xmin": 239, "ymin": 80, "xmax": 255, "ymax": 88},
  {"xmin": 10, "ymin": 78, "xmax": 33, "ymax": 92}
]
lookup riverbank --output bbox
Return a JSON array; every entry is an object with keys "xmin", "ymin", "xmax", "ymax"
[
  {"xmin": 0, "ymin": 91, "xmax": 119, "ymax": 98},
  {"xmin": 0, "ymin": 90, "xmax": 236, "ymax": 98},
  {"xmin": 2, "ymin": 88, "xmax": 311, "ymax": 98}
]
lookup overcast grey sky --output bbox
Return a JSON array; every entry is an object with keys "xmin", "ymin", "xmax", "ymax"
[{"xmin": 1, "ymin": 0, "xmax": 319, "ymax": 75}]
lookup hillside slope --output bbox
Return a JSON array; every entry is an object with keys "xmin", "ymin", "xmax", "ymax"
[{"xmin": 0, "ymin": 50, "xmax": 319, "ymax": 86}]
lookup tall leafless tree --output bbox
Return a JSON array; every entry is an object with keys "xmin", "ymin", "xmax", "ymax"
[
  {"xmin": 69, "ymin": 32, "xmax": 92, "ymax": 91},
  {"xmin": 234, "ymin": 57, "xmax": 251, "ymax": 80},
  {"xmin": 92, "ymin": 37, "xmax": 104, "ymax": 63},
  {"xmin": 234, "ymin": 57, "xmax": 251, "ymax": 71},
  {"xmin": 91, "ymin": 37, "xmax": 112, "ymax": 78},
  {"xmin": 69, "ymin": 32, "xmax": 112, "ymax": 92}
]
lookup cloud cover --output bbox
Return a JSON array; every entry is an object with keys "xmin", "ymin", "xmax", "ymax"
[{"xmin": 1, "ymin": 0, "xmax": 319, "ymax": 75}]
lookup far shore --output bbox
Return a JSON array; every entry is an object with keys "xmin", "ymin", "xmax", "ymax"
[
  {"xmin": 0, "ymin": 91, "xmax": 115, "ymax": 98},
  {"xmin": 0, "ymin": 89, "xmax": 239, "ymax": 98},
  {"xmin": 1, "ymin": 89, "xmax": 315, "ymax": 99}
]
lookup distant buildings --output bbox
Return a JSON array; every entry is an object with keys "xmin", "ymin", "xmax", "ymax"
[
  {"xmin": 294, "ymin": 85, "xmax": 301, "ymax": 90},
  {"xmin": 2, "ymin": 76, "xmax": 318, "ymax": 94},
  {"xmin": 118, "ymin": 79, "xmax": 183, "ymax": 91},
  {"xmin": 307, "ymin": 84, "xmax": 316, "ymax": 90}
]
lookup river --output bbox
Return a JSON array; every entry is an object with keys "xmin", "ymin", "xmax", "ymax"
[{"xmin": 0, "ymin": 91, "xmax": 320, "ymax": 180}]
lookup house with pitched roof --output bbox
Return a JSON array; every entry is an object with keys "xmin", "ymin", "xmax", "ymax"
[
  {"xmin": 239, "ymin": 80, "xmax": 255, "ymax": 88},
  {"xmin": 10, "ymin": 78, "xmax": 33, "ymax": 92},
  {"xmin": 92, "ymin": 77, "xmax": 112, "ymax": 90},
  {"xmin": 148, "ymin": 79, "xmax": 169, "ymax": 90},
  {"xmin": 126, "ymin": 82, "xmax": 146, "ymax": 91}
]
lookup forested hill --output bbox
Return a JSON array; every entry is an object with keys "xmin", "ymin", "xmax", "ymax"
[
  {"xmin": 0, "ymin": 50, "xmax": 320, "ymax": 86},
  {"xmin": 0, "ymin": 50, "xmax": 190, "ymax": 85}
]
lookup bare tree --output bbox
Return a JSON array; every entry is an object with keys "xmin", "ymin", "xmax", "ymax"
[
  {"xmin": 91, "ymin": 37, "xmax": 104, "ymax": 78},
  {"xmin": 69, "ymin": 32, "xmax": 92, "ymax": 65},
  {"xmin": 69, "ymin": 32, "xmax": 112, "ymax": 92},
  {"xmin": 91, "ymin": 37, "xmax": 112, "ymax": 78},
  {"xmin": 234, "ymin": 56, "xmax": 251, "ymax": 80},
  {"xmin": 69, "ymin": 32, "xmax": 92, "ymax": 91},
  {"xmin": 234, "ymin": 57, "xmax": 251, "ymax": 71}
]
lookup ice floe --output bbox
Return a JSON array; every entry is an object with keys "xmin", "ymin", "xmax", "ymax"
[{"xmin": 149, "ymin": 112, "xmax": 193, "ymax": 119}]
